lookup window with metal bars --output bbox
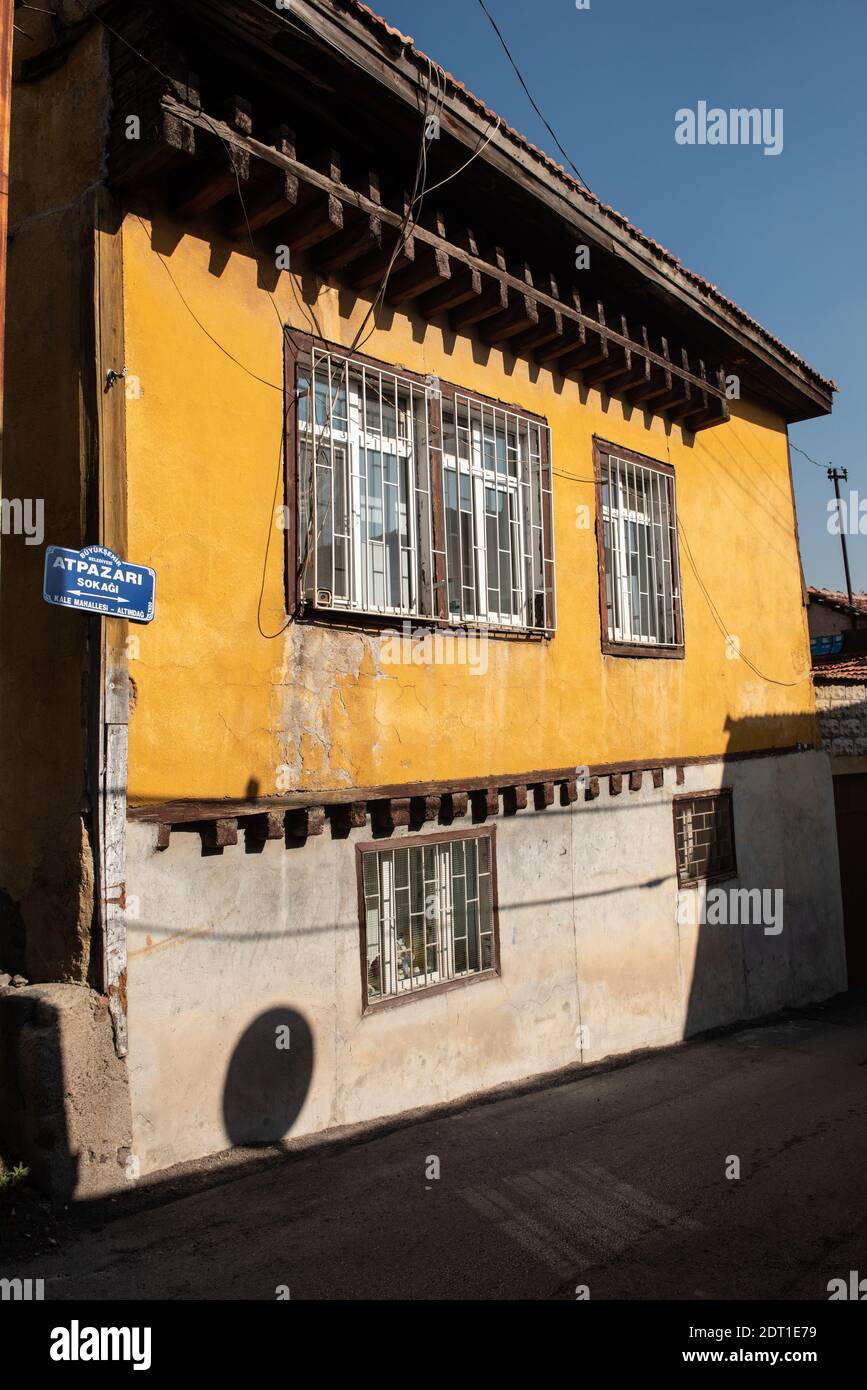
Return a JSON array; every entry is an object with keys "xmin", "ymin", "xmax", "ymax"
[
  {"xmin": 358, "ymin": 831, "xmax": 498, "ymax": 1007},
  {"xmin": 291, "ymin": 340, "xmax": 555, "ymax": 632},
  {"xmin": 595, "ymin": 440, "xmax": 683, "ymax": 655},
  {"xmin": 673, "ymin": 791, "xmax": 736, "ymax": 887}
]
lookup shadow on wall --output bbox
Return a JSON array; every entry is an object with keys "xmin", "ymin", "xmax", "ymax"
[
  {"xmin": 223, "ymin": 1008, "xmax": 314, "ymax": 1147},
  {"xmin": 680, "ymin": 710, "xmax": 843, "ymax": 1039}
]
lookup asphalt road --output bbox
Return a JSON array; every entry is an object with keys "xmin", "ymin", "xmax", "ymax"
[{"xmin": 9, "ymin": 997, "xmax": 867, "ymax": 1300}]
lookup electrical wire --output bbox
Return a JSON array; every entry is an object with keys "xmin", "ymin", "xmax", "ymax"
[
  {"xmin": 789, "ymin": 440, "xmax": 830, "ymax": 470},
  {"xmin": 475, "ymin": 0, "xmax": 592, "ymax": 192}
]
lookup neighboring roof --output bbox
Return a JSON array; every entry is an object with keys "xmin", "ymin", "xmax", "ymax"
[
  {"xmin": 343, "ymin": 0, "xmax": 835, "ymax": 395},
  {"xmin": 813, "ymin": 653, "xmax": 867, "ymax": 683},
  {"xmin": 808, "ymin": 586, "xmax": 867, "ymax": 617}
]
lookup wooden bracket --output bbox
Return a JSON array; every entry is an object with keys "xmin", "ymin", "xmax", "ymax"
[{"xmin": 201, "ymin": 818, "xmax": 239, "ymax": 849}]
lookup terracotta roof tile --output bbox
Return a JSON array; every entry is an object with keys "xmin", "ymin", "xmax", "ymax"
[
  {"xmin": 813, "ymin": 653, "xmax": 867, "ymax": 682},
  {"xmin": 342, "ymin": 1, "xmax": 834, "ymax": 393},
  {"xmin": 808, "ymin": 586, "xmax": 867, "ymax": 615}
]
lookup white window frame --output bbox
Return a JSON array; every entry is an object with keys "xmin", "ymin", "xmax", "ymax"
[
  {"xmin": 598, "ymin": 445, "xmax": 683, "ymax": 652},
  {"xmin": 295, "ymin": 344, "xmax": 555, "ymax": 634}
]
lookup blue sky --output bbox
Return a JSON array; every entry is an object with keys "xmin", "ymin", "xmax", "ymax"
[{"xmin": 379, "ymin": 0, "xmax": 866, "ymax": 590}]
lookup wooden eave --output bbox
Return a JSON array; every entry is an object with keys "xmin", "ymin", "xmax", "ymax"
[{"xmin": 95, "ymin": 0, "xmax": 831, "ymax": 426}]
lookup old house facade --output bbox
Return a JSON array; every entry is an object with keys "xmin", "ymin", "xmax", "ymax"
[{"xmin": 0, "ymin": 0, "xmax": 846, "ymax": 1189}]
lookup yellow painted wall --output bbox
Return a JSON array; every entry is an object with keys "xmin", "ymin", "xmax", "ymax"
[{"xmin": 122, "ymin": 209, "xmax": 817, "ymax": 804}]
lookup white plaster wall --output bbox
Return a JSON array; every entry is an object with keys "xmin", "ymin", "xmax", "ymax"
[{"xmin": 125, "ymin": 749, "xmax": 846, "ymax": 1175}]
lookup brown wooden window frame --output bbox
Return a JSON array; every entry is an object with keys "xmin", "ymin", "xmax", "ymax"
[
  {"xmin": 673, "ymin": 788, "xmax": 737, "ymax": 888},
  {"xmin": 285, "ymin": 330, "xmax": 556, "ymax": 636},
  {"xmin": 355, "ymin": 826, "xmax": 501, "ymax": 1014},
  {"xmin": 592, "ymin": 436, "xmax": 685, "ymax": 660}
]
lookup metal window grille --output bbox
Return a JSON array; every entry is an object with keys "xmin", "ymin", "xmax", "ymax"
[
  {"xmin": 674, "ymin": 792, "xmax": 736, "ymax": 886},
  {"xmin": 440, "ymin": 394, "xmax": 553, "ymax": 630},
  {"xmin": 297, "ymin": 348, "xmax": 554, "ymax": 632},
  {"xmin": 362, "ymin": 835, "xmax": 496, "ymax": 1002},
  {"xmin": 601, "ymin": 453, "xmax": 682, "ymax": 648}
]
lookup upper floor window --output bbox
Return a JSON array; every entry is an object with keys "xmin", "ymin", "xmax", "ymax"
[
  {"xmin": 594, "ymin": 439, "xmax": 684, "ymax": 657},
  {"xmin": 288, "ymin": 337, "xmax": 555, "ymax": 633}
]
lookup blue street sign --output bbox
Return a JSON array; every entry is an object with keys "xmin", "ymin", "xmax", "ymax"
[{"xmin": 43, "ymin": 544, "xmax": 156, "ymax": 623}]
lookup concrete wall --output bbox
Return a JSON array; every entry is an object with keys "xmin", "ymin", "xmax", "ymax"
[
  {"xmin": 808, "ymin": 604, "xmax": 867, "ymax": 639},
  {"xmin": 0, "ymin": 982, "xmax": 134, "ymax": 1199},
  {"xmin": 814, "ymin": 682, "xmax": 867, "ymax": 759},
  {"xmin": 124, "ymin": 749, "xmax": 846, "ymax": 1176}
]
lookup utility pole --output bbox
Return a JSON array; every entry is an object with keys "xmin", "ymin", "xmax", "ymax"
[{"xmin": 828, "ymin": 466, "xmax": 856, "ymax": 626}]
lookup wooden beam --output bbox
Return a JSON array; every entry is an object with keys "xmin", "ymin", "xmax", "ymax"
[
  {"xmin": 313, "ymin": 213, "xmax": 382, "ymax": 276},
  {"xmin": 283, "ymin": 193, "xmax": 343, "ymax": 252},
  {"xmin": 374, "ymin": 797, "xmax": 412, "ymax": 830},
  {"xmin": 175, "ymin": 140, "xmax": 249, "ymax": 218},
  {"xmin": 482, "ymin": 291, "xmax": 539, "ymax": 344},
  {"xmin": 503, "ymin": 784, "xmax": 528, "ymax": 813},
  {"xmin": 245, "ymin": 810, "xmax": 286, "ymax": 841},
  {"xmin": 414, "ymin": 794, "xmax": 441, "ymax": 823},
  {"xmin": 289, "ymin": 806, "xmax": 326, "ymax": 838},
  {"xmin": 628, "ymin": 335, "xmax": 673, "ymax": 405},
  {"xmin": 201, "ymin": 818, "xmax": 238, "ymax": 848},
  {"xmin": 149, "ymin": 94, "xmax": 730, "ymax": 415},
  {"xmin": 339, "ymin": 801, "xmax": 368, "ymax": 830},
  {"xmin": 388, "ymin": 247, "xmax": 450, "ymax": 304},
  {"xmin": 471, "ymin": 787, "xmax": 499, "ymax": 819},
  {"xmin": 450, "ymin": 277, "xmax": 508, "ymax": 328},
  {"xmin": 227, "ymin": 127, "xmax": 298, "ymax": 237},
  {"xmin": 351, "ymin": 195, "xmax": 416, "ymax": 289},
  {"xmin": 418, "ymin": 265, "xmax": 481, "ymax": 315},
  {"xmin": 533, "ymin": 781, "xmax": 555, "ymax": 809},
  {"xmin": 228, "ymin": 169, "xmax": 298, "ymax": 237}
]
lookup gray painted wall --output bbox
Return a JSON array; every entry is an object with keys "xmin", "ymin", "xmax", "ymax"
[{"xmin": 125, "ymin": 750, "xmax": 846, "ymax": 1175}]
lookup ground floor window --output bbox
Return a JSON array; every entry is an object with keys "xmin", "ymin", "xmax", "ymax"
[
  {"xmin": 358, "ymin": 830, "xmax": 498, "ymax": 1007},
  {"xmin": 673, "ymin": 790, "xmax": 736, "ymax": 886}
]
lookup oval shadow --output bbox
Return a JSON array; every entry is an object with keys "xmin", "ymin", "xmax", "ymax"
[{"xmin": 222, "ymin": 1007, "xmax": 314, "ymax": 1147}]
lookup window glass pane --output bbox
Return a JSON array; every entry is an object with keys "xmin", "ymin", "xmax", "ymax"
[
  {"xmin": 362, "ymin": 837, "xmax": 496, "ymax": 1002},
  {"xmin": 603, "ymin": 455, "xmax": 680, "ymax": 648},
  {"xmin": 299, "ymin": 354, "xmax": 553, "ymax": 631}
]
